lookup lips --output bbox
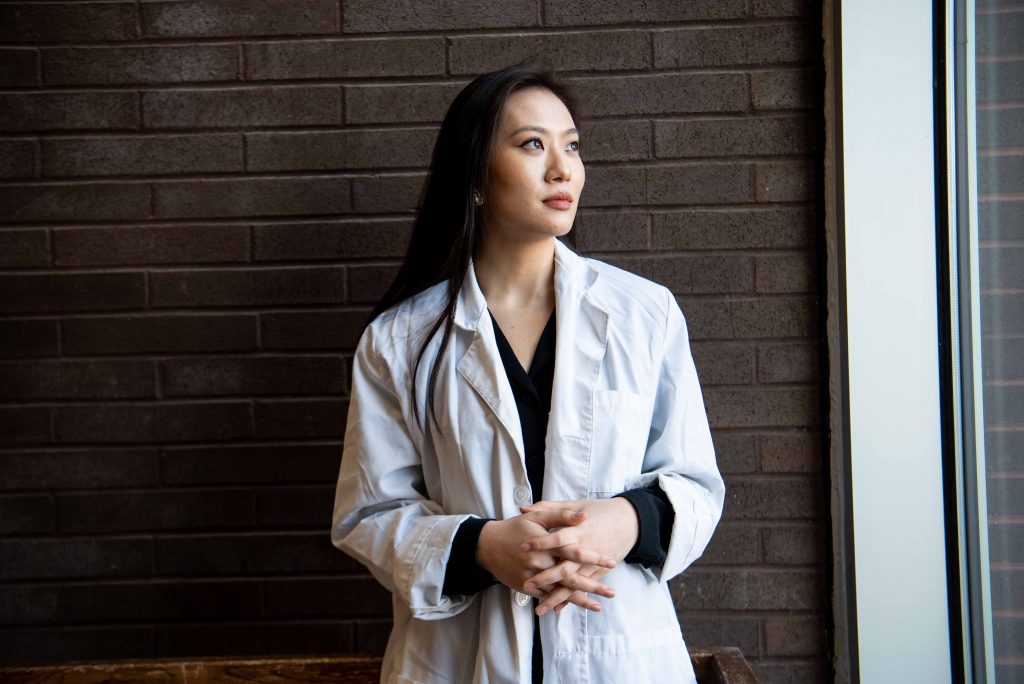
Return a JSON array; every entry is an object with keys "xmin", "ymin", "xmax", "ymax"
[{"xmin": 543, "ymin": 192, "xmax": 573, "ymax": 210}]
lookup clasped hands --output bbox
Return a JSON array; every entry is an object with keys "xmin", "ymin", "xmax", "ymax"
[{"xmin": 475, "ymin": 498, "xmax": 639, "ymax": 616}]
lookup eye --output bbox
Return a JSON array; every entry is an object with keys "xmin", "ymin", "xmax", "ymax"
[
  {"xmin": 520, "ymin": 138, "xmax": 543, "ymax": 150},
  {"xmin": 566, "ymin": 140, "xmax": 580, "ymax": 152}
]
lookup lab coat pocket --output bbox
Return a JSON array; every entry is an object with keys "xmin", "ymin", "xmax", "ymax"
[{"xmin": 588, "ymin": 389, "xmax": 651, "ymax": 495}]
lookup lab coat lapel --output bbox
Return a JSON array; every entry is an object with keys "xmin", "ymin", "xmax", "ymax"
[
  {"xmin": 545, "ymin": 240, "xmax": 609, "ymax": 501},
  {"xmin": 454, "ymin": 261, "xmax": 527, "ymax": 467}
]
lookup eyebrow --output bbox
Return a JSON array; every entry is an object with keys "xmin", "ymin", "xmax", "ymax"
[{"xmin": 508, "ymin": 125, "xmax": 579, "ymax": 138}]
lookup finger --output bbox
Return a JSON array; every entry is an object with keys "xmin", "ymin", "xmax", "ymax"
[
  {"xmin": 549, "ymin": 543, "xmax": 617, "ymax": 568},
  {"xmin": 520, "ymin": 527, "xmax": 579, "ymax": 552},
  {"xmin": 523, "ymin": 560, "xmax": 580, "ymax": 591},
  {"xmin": 522, "ymin": 508, "xmax": 585, "ymax": 531},
  {"xmin": 537, "ymin": 585, "xmax": 575, "ymax": 615},
  {"xmin": 541, "ymin": 588, "xmax": 601, "ymax": 615},
  {"xmin": 520, "ymin": 500, "xmax": 570, "ymax": 513}
]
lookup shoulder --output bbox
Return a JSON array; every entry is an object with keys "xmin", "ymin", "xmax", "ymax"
[
  {"xmin": 359, "ymin": 281, "xmax": 448, "ymax": 369},
  {"xmin": 581, "ymin": 255, "xmax": 674, "ymax": 331}
]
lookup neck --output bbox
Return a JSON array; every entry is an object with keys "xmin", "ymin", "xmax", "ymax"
[{"xmin": 474, "ymin": 234, "xmax": 556, "ymax": 310}]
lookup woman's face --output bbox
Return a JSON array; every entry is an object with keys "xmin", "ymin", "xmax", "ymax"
[{"xmin": 482, "ymin": 86, "xmax": 585, "ymax": 243}]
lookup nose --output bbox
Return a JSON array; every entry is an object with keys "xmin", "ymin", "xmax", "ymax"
[{"xmin": 546, "ymin": 147, "xmax": 572, "ymax": 182}]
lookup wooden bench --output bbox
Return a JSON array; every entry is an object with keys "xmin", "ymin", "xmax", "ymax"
[{"xmin": 0, "ymin": 648, "xmax": 759, "ymax": 683}]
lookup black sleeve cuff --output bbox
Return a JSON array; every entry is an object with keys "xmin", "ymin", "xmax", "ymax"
[
  {"xmin": 615, "ymin": 482, "xmax": 675, "ymax": 568},
  {"xmin": 442, "ymin": 516, "xmax": 499, "ymax": 596}
]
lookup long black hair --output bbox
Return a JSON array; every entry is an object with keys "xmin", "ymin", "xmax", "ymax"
[{"xmin": 367, "ymin": 63, "xmax": 580, "ymax": 428}]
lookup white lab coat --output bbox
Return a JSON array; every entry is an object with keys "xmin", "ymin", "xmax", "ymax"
[{"xmin": 332, "ymin": 239, "xmax": 725, "ymax": 684}]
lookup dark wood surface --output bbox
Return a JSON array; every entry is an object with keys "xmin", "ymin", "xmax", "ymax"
[{"xmin": 0, "ymin": 649, "xmax": 758, "ymax": 683}]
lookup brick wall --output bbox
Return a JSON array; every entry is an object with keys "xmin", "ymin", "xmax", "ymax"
[
  {"xmin": 976, "ymin": 1, "xmax": 1024, "ymax": 681},
  {"xmin": 0, "ymin": 2, "xmax": 827, "ymax": 681}
]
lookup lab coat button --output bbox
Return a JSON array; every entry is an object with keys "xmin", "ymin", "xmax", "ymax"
[
  {"xmin": 513, "ymin": 485, "xmax": 531, "ymax": 504},
  {"xmin": 514, "ymin": 591, "xmax": 531, "ymax": 607}
]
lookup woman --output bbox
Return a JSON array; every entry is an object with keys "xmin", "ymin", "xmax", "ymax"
[{"xmin": 331, "ymin": 64, "xmax": 725, "ymax": 684}]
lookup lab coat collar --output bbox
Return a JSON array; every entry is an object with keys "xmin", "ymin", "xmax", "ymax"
[{"xmin": 453, "ymin": 238, "xmax": 596, "ymax": 332}]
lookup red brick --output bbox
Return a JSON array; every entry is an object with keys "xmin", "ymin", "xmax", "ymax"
[
  {"xmin": 161, "ymin": 356, "xmax": 345, "ymax": 397},
  {"xmin": 978, "ymin": 105, "xmax": 1024, "ymax": 148},
  {"xmin": 654, "ymin": 24, "xmax": 812, "ymax": 68},
  {"xmin": 990, "ymin": 521, "xmax": 1024, "ymax": 563},
  {"xmin": 63, "ymin": 580, "xmax": 261, "ymax": 621},
  {"xmin": 752, "ymin": 661, "xmax": 828, "ymax": 684},
  {"xmin": 573, "ymin": 73, "xmax": 748, "ymax": 116},
  {"xmin": 752, "ymin": 69, "xmax": 816, "ymax": 110},
  {"xmin": 0, "ymin": 182, "xmax": 150, "ymax": 223},
  {"xmin": 0, "ymin": 586, "xmax": 60, "ymax": 626},
  {"xmin": 762, "ymin": 525, "xmax": 826, "ymax": 565},
  {"xmin": 0, "ymin": 229, "xmax": 48, "ymax": 268},
  {"xmin": 54, "ymin": 224, "xmax": 248, "ymax": 266},
  {"xmin": 0, "ymin": 408, "xmax": 51, "ymax": 446},
  {"xmin": 0, "ymin": 360, "xmax": 156, "ymax": 400},
  {"xmin": 43, "ymin": 134, "xmax": 242, "ymax": 177},
  {"xmin": 54, "ymin": 402, "xmax": 252, "ymax": 444},
  {"xmin": 245, "ymin": 37, "xmax": 444, "ymax": 80},
  {"xmin": 344, "ymin": 0, "xmax": 537, "ymax": 32},
  {"xmin": 0, "ymin": 448, "xmax": 160, "ymax": 490},
  {"xmin": 0, "ymin": 48, "xmax": 39, "ymax": 87},
  {"xmin": 752, "ymin": 0, "xmax": 814, "ymax": 17},
  {"xmin": 648, "ymin": 254, "xmax": 753, "ymax": 294},
  {"xmin": 254, "ymin": 485, "xmax": 333, "ymax": 526},
  {"xmin": 57, "ymin": 489, "xmax": 252, "ymax": 533},
  {"xmin": 155, "ymin": 532, "xmax": 353, "ymax": 575},
  {"xmin": 705, "ymin": 388, "xmax": 818, "ymax": 428},
  {"xmin": 261, "ymin": 310, "xmax": 366, "ymax": 350},
  {"xmin": 263, "ymin": 577, "xmax": 391, "ymax": 617},
  {"xmin": 0, "ymin": 494, "xmax": 55, "ymax": 535},
  {"xmin": 758, "ymin": 342, "xmax": 819, "ymax": 383},
  {"xmin": 253, "ymin": 219, "xmax": 411, "ymax": 261},
  {"xmin": 978, "ymin": 60, "xmax": 1024, "ymax": 104},
  {"xmin": 690, "ymin": 342, "xmax": 755, "ymax": 385},
  {"xmin": 672, "ymin": 568, "xmax": 822, "ymax": 610},
  {"xmin": 574, "ymin": 211, "xmax": 648, "ymax": 252},
  {"xmin": 0, "ymin": 272, "xmax": 145, "ymax": 314},
  {"xmin": 0, "ymin": 537, "xmax": 152, "ymax": 580},
  {"xmin": 42, "ymin": 45, "xmax": 238, "ymax": 86},
  {"xmin": 156, "ymin": 622, "xmax": 354, "ymax": 658},
  {"xmin": 765, "ymin": 616, "xmax": 826, "ymax": 656},
  {"xmin": 581, "ymin": 166, "xmax": 646, "ymax": 207},
  {"xmin": 63, "ymin": 314, "xmax": 257, "ymax": 355},
  {"xmin": 254, "ymin": 399, "xmax": 348, "ymax": 439},
  {"xmin": 0, "ymin": 3, "xmax": 138, "ymax": 43},
  {"xmin": 725, "ymin": 477, "xmax": 822, "ymax": 519},
  {"xmin": 647, "ymin": 163, "xmax": 755, "ymax": 205},
  {"xmin": 678, "ymin": 614, "xmax": 761, "ymax": 656},
  {"xmin": 982, "ymin": 244, "xmax": 1024, "ymax": 290},
  {"xmin": 0, "ymin": 92, "xmax": 138, "ymax": 132},
  {"xmin": 681, "ymin": 296, "xmax": 816, "ymax": 340},
  {"xmin": 755, "ymin": 252, "xmax": 816, "ymax": 293},
  {"xmin": 695, "ymin": 523, "xmax": 760, "ymax": 565},
  {"xmin": 0, "ymin": 140, "xmax": 38, "ymax": 179},
  {"xmin": 652, "ymin": 208, "xmax": 816, "ymax": 250},
  {"xmin": 984, "ymin": 292, "xmax": 1024, "ymax": 333},
  {"xmin": 0, "ymin": 320, "xmax": 59, "ymax": 358},
  {"xmin": 149, "ymin": 266, "xmax": 346, "ymax": 307},
  {"xmin": 545, "ymin": 0, "xmax": 744, "ymax": 25},
  {"xmin": 348, "ymin": 264, "xmax": 399, "ymax": 304},
  {"xmin": 142, "ymin": 0, "xmax": 336, "ymax": 38},
  {"xmin": 761, "ymin": 431, "xmax": 822, "ymax": 473},
  {"xmin": 0, "ymin": 626, "xmax": 152, "ymax": 668},
  {"xmin": 756, "ymin": 161, "xmax": 815, "ymax": 202},
  {"xmin": 153, "ymin": 176, "xmax": 351, "ymax": 218},
  {"xmin": 579, "ymin": 120, "xmax": 651, "ymax": 162},
  {"xmin": 351, "ymin": 173, "xmax": 426, "ymax": 213},
  {"xmin": 344, "ymin": 82, "xmax": 464, "ymax": 124},
  {"xmin": 246, "ymin": 129, "xmax": 434, "ymax": 172},
  {"xmin": 711, "ymin": 431, "xmax": 758, "ymax": 474},
  {"xmin": 655, "ymin": 116, "xmax": 815, "ymax": 159},
  {"xmin": 977, "ymin": 9, "xmax": 1024, "ymax": 56},
  {"xmin": 161, "ymin": 444, "xmax": 340, "ymax": 485},
  {"xmin": 143, "ymin": 86, "xmax": 339, "ymax": 129},
  {"xmin": 449, "ymin": 30, "xmax": 648, "ymax": 75}
]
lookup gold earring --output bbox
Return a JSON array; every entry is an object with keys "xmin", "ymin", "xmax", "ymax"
[{"xmin": 473, "ymin": 190, "xmax": 484, "ymax": 206}]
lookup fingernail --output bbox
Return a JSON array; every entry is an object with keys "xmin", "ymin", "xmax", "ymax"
[{"xmin": 537, "ymin": 605, "xmax": 548, "ymax": 616}]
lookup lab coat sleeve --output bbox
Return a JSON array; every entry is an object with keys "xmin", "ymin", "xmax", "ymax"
[
  {"xmin": 331, "ymin": 329, "xmax": 474, "ymax": 620},
  {"xmin": 642, "ymin": 289, "xmax": 726, "ymax": 582}
]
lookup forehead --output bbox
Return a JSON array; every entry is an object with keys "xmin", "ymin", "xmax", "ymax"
[{"xmin": 497, "ymin": 87, "xmax": 575, "ymax": 133}]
